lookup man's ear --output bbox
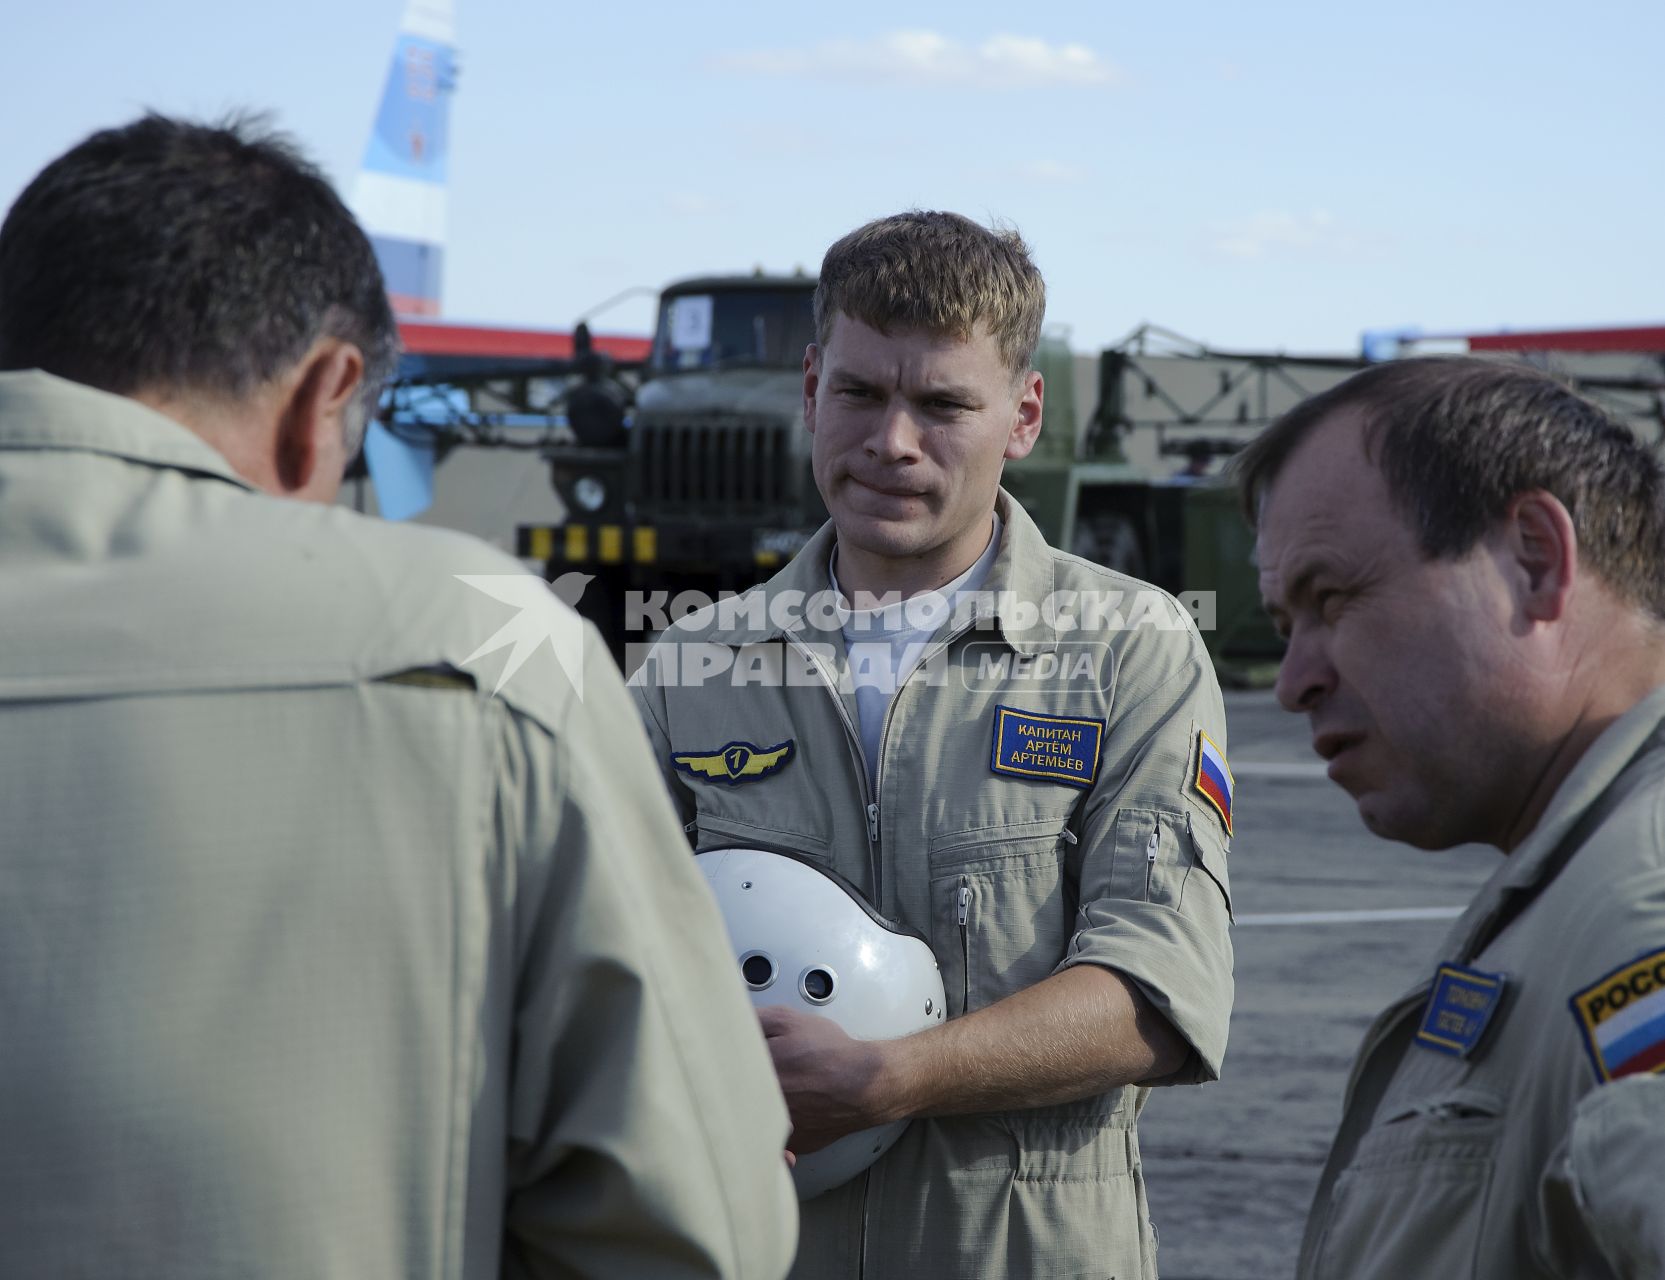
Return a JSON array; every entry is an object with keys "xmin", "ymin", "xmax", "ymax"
[
  {"xmin": 1507, "ymin": 489, "xmax": 1577, "ymax": 623},
  {"xmin": 802, "ymin": 343, "xmax": 821, "ymax": 435},
  {"xmin": 1004, "ymin": 370, "xmax": 1043, "ymax": 462},
  {"xmin": 274, "ymin": 339, "xmax": 365, "ymax": 499}
]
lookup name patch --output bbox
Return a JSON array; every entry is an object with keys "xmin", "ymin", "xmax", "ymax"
[
  {"xmin": 672, "ymin": 740, "xmax": 794, "ymax": 786},
  {"xmin": 990, "ymin": 706, "xmax": 1103, "ymax": 790},
  {"xmin": 1569, "ymin": 948, "xmax": 1665, "ymax": 1082},
  {"xmin": 1415, "ymin": 964, "xmax": 1507, "ymax": 1057}
]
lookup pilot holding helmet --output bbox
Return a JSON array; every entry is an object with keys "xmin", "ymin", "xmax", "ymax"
[{"xmin": 631, "ymin": 210, "xmax": 1235, "ymax": 1280}]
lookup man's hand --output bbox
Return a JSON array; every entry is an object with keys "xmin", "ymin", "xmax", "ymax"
[
  {"xmin": 759, "ymin": 967, "xmax": 1188, "ymax": 1148},
  {"xmin": 758, "ymin": 1005, "xmax": 891, "ymax": 1154}
]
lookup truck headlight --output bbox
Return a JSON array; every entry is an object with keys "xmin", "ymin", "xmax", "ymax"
[{"xmin": 572, "ymin": 475, "xmax": 607, "ymax": 513}]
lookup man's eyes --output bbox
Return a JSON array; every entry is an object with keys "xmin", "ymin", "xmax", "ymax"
[
  {"xmin": 831, "ymin": 388, "xmax": 968, "ymax": 413},
  {"xmin": 1265, "ymin": 588, "xmax": 1346, "ymax": 637}
]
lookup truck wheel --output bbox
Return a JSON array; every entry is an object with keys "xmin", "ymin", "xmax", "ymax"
[{"xmin": 1072, "ymin": 514, "xmax": 1146, "ymax": 579}]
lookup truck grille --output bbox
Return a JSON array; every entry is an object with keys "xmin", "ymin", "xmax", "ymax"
[{"xmin": 631, "ymin": 412, "xmax": 795, "ymax": 515}]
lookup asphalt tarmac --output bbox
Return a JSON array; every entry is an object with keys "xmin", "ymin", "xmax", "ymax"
[{"xmin": 1137, "ymin": 691, "xmax": 1500, "ymax": 1279}]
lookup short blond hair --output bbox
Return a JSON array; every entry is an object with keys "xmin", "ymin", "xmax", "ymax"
[{"xmin": 813, "ymin": 210, "xmax": 1045, "ymax": 379}]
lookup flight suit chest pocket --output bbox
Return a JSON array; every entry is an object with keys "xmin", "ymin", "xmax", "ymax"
[
  {"xmin": 927, "ymin": 822, "xmax": 1072, "ymax": 1018},
  {"xmin": 1102, "ymin": 807, "xmax": 1231, "ymax": 917},
  {"xmin": 1313, "ymin": 1087, "xmax": 1505, "ymax": 1279}
]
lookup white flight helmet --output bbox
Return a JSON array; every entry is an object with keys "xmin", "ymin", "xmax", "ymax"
[{"xmin": 696, "ymin": 846, "xmax": 946, "ymax": 1200}]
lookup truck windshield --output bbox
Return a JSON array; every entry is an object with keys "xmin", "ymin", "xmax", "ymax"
[{"xmin": 649, "ymin": 286, "xmax": 816, "ymax": 374}]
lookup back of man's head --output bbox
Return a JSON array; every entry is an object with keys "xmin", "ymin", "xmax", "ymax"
[
  {"xmin": 0, "ymin": 113, "xmax": 398, "ymax": 452},
  {"xmin": 812, "ymin": 210, "xmax": 1045, "ymax": 381},
  {"xmin": 1235, "ymin": 356, "xmax": 1665, "ymax": 620}
]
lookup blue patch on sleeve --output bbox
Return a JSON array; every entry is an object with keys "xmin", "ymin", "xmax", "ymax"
[
  {"xmin": 990, "ymin": 706, "xmax": 1104, "ymax": 790},
  {"xmin": 1415, "ymin": 964, "xmax": 1508, "ymax": 1058}
]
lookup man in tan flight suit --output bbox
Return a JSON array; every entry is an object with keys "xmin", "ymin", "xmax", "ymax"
[
  {"xmin": 1241, "ymin": 357, "xmax": 1665, "ymax": 1278},
  {"xmin": 631, "ymin": 212, "xmax": 1236, "ymax": 1278},
  {"xmin": 0, "ymin": 115, "xmax": 796, "ymax": 1278}
]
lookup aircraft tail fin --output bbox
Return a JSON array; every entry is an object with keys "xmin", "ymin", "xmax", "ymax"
[{"xmin": 351, "ymin": 0, "xmax": 456, "ymax": 318}]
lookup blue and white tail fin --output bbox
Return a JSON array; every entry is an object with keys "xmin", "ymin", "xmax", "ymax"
[
  {"xmin": 353, "ymin": 0, "xmax": 456, "ymax": 519},
  {"xmin": 351, "ymin": 0, "xmax": 456, "ymax": 319}
]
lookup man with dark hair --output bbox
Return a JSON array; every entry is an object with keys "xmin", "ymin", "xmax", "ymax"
[
  {"xmin": 0, "ymin": 115, "xmax": 796, "ymax": 1278},
  {"xmin": 1240, "ymin": 356, "xmax": 1665, "ymax": 1278},
  {"xmin": 631, "ymin": 210, "xmax": 1235, "ymax": 1279}
]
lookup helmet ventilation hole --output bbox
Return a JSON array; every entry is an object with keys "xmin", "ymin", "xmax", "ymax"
[
  {"xmin": 800, "ymin": 967, "xmax": 836, "ymax": 1004},
  {"xmin": 740, "ymin": 952, "xmax": 776, "ymax": 990}
]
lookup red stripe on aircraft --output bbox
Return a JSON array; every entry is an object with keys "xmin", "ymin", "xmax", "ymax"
[
  {"xmin": 389, "ymin": 294, "xmax": 441, "ymax": 318},
  {"xmin": 1465, "ymin": 326, "xmax": 1665, "ymax": 353},
  {"xmin": 397, "ymin": 321, "xmax": 652, "ymax": 361}
]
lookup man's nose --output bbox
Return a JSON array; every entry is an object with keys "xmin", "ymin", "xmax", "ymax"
[
  {"xmin": 1275, "ymin": 625, "xmax": 1337, "ymax": 714},
  {"xmin": 865, "ymin": 399, "xmax": 924, "ymax": 462}
]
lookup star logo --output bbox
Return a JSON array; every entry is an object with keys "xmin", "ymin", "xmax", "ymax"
[{"xmin": 454, "ymin": 572, "xmax": 593, "ymax": 698}]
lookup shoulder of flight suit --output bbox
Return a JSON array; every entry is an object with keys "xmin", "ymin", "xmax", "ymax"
[
  {"xmin": 1532, "ymin": 830, "xmax": 1665, "ymax": 1275},
  {"xmin": 1558, "ymin": 1074, "xmax": 1665, "ymax": 1277},
  {"xmin": 222, "ymin": 497, "xmax": 599, "ymax": 734}
]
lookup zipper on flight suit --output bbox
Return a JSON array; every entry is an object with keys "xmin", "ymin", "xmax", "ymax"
[
  {"xmin": 957, "ymin": 875, "xmax": 972, "ymax": 1013},
  {"xmin": 794, "ymin": 600, "xmax": 995, "ymax": 1276},
  {"xmin": 782, "ymin": 633, "xmax": 882, "ymax": 897},
  {"xmin": 1145, "ymin": 827, "xmax": 1160, "ymax": 899},
  {"xmin": 863, "ymin": 596, "xmax": 995, "ymax": 911}
]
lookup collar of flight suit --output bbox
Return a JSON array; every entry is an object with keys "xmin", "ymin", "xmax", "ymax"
[
  {"xmin": 1439, "ymin": 681, "xmax": 1665, "ymax": 967},
  {"xmin": 0, "ymin": 369, "xmax": 257, "ymax": 493},
  {"xmin": 700, "ymin": 486, "xmax": 1061, "ymax": 657}
]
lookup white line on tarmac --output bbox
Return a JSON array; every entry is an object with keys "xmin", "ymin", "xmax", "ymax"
[
  {"xmin": 1230, "ymin": 761, "xmax": 1330, "ymax": 780},
  {"xmin": 1236, "ymin": 906, "xmax": 1467, "ymax": 927}
]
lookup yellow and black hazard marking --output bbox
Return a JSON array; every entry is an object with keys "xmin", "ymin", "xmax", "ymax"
[
  {"xmin": 519, "ymin": 524, "xmax": 657, "ymax": 566},
  {"xmin": 519, "ymin": 523, "xmax": 786, "ymax": 569}
]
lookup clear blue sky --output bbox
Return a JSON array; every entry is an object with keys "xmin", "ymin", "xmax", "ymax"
[{"xmin": 5, "ymin": 0, "xmax": 1662, "ymax": 353}]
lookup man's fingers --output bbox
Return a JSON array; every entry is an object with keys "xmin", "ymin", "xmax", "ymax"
[{"xmin": 757, "ymin": 1004, "xmax": 797, "ymax": 1035}]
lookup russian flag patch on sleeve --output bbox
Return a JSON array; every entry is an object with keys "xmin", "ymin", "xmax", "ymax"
[
  {"xmin": 1192, "ymin": 729, "xmax": 1234, "ymax": 835},
  {"xmin": 1570, "ymin": 949, "xmax": 1665, "ymax": 1082}
]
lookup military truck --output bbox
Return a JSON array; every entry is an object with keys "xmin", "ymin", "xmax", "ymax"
[
  {"xmin": 511, "ymin": 275, "xmax": 820, "ymax": 651},
  {"xmin": 1005, "ymin": 328, "xmax": 1374, "ymax": 675}
]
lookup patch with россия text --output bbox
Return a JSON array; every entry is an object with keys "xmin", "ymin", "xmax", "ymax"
[{"xmin": 1570, "ymin": 949, "xmax": 1665, "ymax": 1082}]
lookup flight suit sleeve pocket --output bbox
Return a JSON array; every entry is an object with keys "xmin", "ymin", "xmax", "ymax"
[
  {"xmin": 1097, "ymin": 807, "xmax": 1222, "ymax": 913},
  {"xmin": 1185, "ymin": 811, "xmax": 1232, "ymax": 922}
]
